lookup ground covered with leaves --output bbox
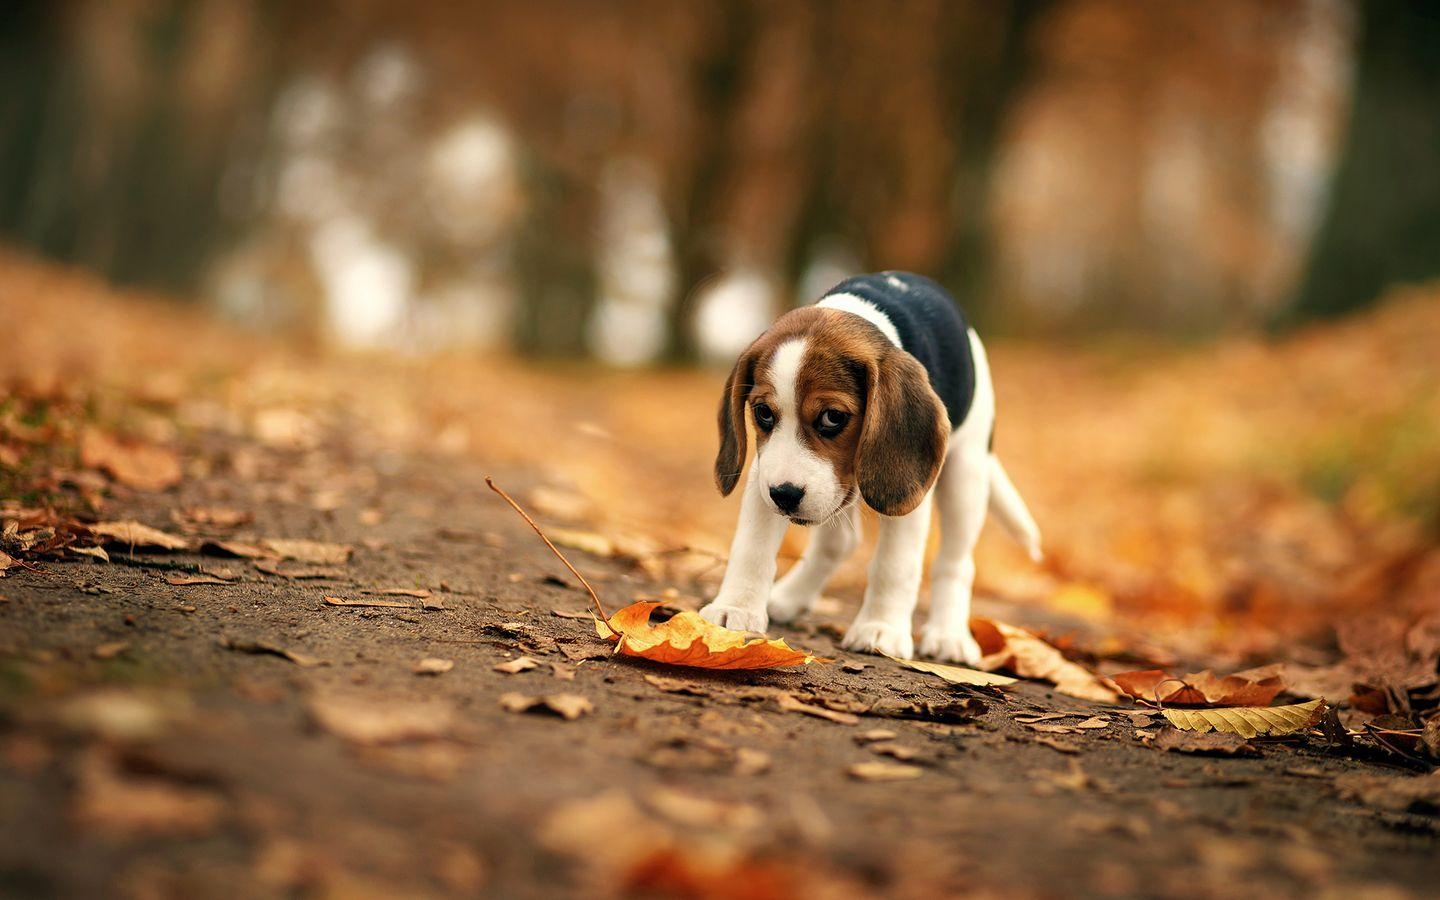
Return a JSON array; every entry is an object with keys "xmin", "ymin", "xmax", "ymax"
[{"xmin": 2, "ymin": 254, "xmax": 1438, "ymax": 898}]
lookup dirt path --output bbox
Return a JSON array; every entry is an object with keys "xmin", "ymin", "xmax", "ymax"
[
  {"xmin": 2, "ymin": 420, "xmax": 1437, "ymax": 899},
  {"xmin": 2, "ymin": 257, "xmax": 1438, "ymax": 897}
]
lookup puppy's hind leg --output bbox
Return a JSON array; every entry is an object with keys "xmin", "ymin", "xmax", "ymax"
[
  {"xmin": 769, "ymin": 502, "xmax": 860, "ymax": 623},
  {"xmin": 918, "ymin": 445, "xmax": 989, "ymax": 665}
]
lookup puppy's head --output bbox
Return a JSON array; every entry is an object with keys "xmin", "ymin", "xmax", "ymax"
[{"xmin": 715, "ymin": 308, "xmax": 949, "ymax": 522}]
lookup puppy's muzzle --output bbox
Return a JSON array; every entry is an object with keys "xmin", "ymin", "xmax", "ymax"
[{"xmin": 768, "ymin": 482, "xmax": 805, "ymax": 516}]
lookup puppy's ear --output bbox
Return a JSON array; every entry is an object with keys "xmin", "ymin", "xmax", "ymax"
[
  {"xmin": 856, "ymin": 349, "xmax": 949, "ymax": 516},
  {"xmin": 714, "ymin": 346, "xmax": 760, "ymax": 495}
]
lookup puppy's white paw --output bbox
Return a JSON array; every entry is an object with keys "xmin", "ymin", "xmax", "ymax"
[
  {"xmin": 699, "ymin": 603, "xmax": 769, "ymax": 634},
  {"xmin": 841, "ymin": 619, "xmax": 914, "ymax": 659},
  {"xmin": 767, "ymin": 588, "xmax": 813, "ymax": 624},
  {"xmin": 918, "ymin": 626, "xmax": 984, "ymax": 666}
]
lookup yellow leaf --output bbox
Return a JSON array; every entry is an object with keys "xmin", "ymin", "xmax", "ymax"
[
  {"xmin": 1162, "ymin": 698, "xmax": 1324, "ymax": 739},
  {"xmin": 594, "ymin": 601, "xmax": 821, "ymax": 670},
  {"xmin": 890, "ymin": 656, "xmax": 1018, "ymax": 687}
]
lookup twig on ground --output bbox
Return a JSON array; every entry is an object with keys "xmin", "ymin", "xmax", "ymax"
[{"xmin": 485, "ymin": 476, "xmax": 608, "ymax": 622}]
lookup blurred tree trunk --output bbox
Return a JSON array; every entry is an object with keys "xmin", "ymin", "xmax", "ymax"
[
  {"xmin": 1289, "ymin": 1, "xmax": 1440, "ymax": 320},
  {"xmin": 665, "ymin": 1, "xmax": 756, "ymax": 361},
  {"xmin": 513, "ymin": 157, "xmax": 597, "ymax": 358},
  {"xmin": 939, "ymin": 0, "xmax": 1052, "ymax": 323}
]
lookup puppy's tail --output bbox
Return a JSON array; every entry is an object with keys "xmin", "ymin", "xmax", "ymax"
[{"xmin": 988, "ymin": 456, "xmax": 1042, "ymax": 563}]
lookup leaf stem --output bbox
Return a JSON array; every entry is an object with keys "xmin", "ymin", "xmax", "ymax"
[{"xmin": 485, "ymin": 477, "xmax": 609, "ymax": 622}]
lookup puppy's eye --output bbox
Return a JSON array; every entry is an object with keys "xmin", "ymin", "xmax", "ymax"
[
  {"xmin": 815, "ymin": 409, "xmax": 850, "ymax": 438},
  {"xmin": 752, "ymin": 402, "xmax": 776, "ymax": 431}
]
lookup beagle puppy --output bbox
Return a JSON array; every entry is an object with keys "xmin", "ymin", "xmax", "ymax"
[{"xmin": 699, "ymin": 271, "xmax": 1042, "ymax": 663}]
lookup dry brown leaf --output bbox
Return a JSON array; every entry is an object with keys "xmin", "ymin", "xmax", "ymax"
[
  {"xmin": 219, "ymin": 637, "xmax": 329, "ymax": 668},
  {"xmin": 847, "ymin": 761, "xmax": 923, "ymax": 781},
  {"xmin": 80, "ymin": 429, "xmax": 181, "ymax": 491},
  {"xmin": 499, "ymin": 692, "xmax": 593, "ymax": 720},
  {"xmin": 891, "ymin": 656, "xmax": 1019, "ymax": 687},
  {"xmin": 413, "ymin": 657, "xmax": 454, "ymax": 676},
  {"xmin": 1335, "ymin": 773, "xmax": 1440, "ymax": 815},
  {"xmin": 165, "ymin": 572, "xmax": 234, "ymax": 586},
  {"xmin": 971, "ymin": 617, "xmax": 1120, "ymax": 703},
  {"xmin": 379, "ymin": 587, "xmax": 433, "ymax": 599},
  {"xmin": 324, "ymin": 595, "xmax": 412, "ymax": 609},
  {"xmin": 1161, "ymin": 699, "xmax": 1324, "ymax": 739},
  {"xmin": 69, "ymin": 545, "xmax": 110, "ymax": 563},
  {"xmin": 0, "ymin": 550, "xmax": 16, "ymax": 574},
  {"xmin": 261, "ymin": 539, "xmax": 353, "ymax": 565},
  {"xmin": 595, "ymin": 601, "xmax": 820, "ymax": 670},
  {"xmin": 90, "ymin": 520, "xmax": 190, "ymax": 552},
  {"xmin": 493, "ymin": 657, "xmax": 540, "ymax": 674},
  {"xmin": 1154, "ymin": 729, "xmax": 1260, "ymax": 757},
  {"xmin": 547, "ymin": 528, "xmax": 615, "ymax": 558},
  {"xmin": 202, "ymin": 540, "xmax": 268, "ymax": 559},
  {"xmin": 854, "ymin": 729, "xmax": 898, "ymax": 744},
  {"xmin": 72, "ymin": 750, "xmax": 223, "ymax": 837},
  {"xmin": 1112, "ymin": 666, "xmax": 1285, "ymax": 707},
  {"xmin": 173, "ymin": 506, "xmax": 252, "ymax": 530},
  {"xmin": 309, "ymin": 694, "xmax": 455, "ymax": 744},
  {"xmin": 775, "ymin": 693, "xmax": 859, "ymax": 725}
]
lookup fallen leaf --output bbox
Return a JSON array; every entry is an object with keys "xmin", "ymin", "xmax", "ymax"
[
  {"xmin": 325, "ymin": 595, "xmax": 413, "ymax": 609},
  {"xmin": 868, "ymin": 742, "xmax": 923, "ymax": 761},
  {"xmin": 1335, "ymin": 773, "xmax": 1440, "ymax": 815},
  {"xmin": 891, "ymin": 656, "xmax": 1018, "ymax": 687},
  {"xmin": 257, "ymin": 560, "xmax": 346, "ymax": 579},
  {"xmin": 413, "ymin": 658, "xmax": 454, "ymax": 676},
  {"xmin": 1033, "ymin": 736, "xmax": 1081, "ymax": 755},
  {"xmin": 165, "ymin": 572, "xmax": 234, "ymax": 586},
  {"xmin": 1112, "ymin": 666, "xmax": 1285, "ymax": 707},
  {"xmin": 1075, "ymin": 716, "xmax": 1111, "ymax": 730},
  {"xmin": 379, "ymin": 587, "xmax": 432, "ymax": 599},
  {"xmin": 493, "ymin": 657, "xmax": 540, "ymax": 674},
  {"xmin": 1161, "ymin": 699, "xmax": 1324, "ymax": 739},
  {"xmin": 0, "ymin": 550, "xmax": 15, "ymax": 573},
  {"xmin": 847, "ymin": 761, "xmax": 922, "ymax": 781},
  {"xmin": 548, "ymin": 528, "xmax": 615, "ymax": 558},
  {"xmin": 775, "ymin": 693, "xmax": 859, "ymax": 725},
  {"xmin": 552, "ymin": 608, "xmax": 597, "ymax": 620},
  {"xmin": 80, "ymin": 429, "xmax": 181, "ymax": 491},
  {"xmin": 220, "ymin": 637, "xmax": 329, "ymax": 668},
  {"xmin": 865, "ymin": 697, "xmax": 987, "ymax": 724},
  {"xmin": 72, "ymin": 750, "xmax": 223, "ymax": 837},
  {"xmin": 309, "ymin": 694, "xmax": 454, "ymax": 744},
  {"xmin": 92, "ymin": 641, "xmax": 130, "ymax": 660},
  {"xmin": 550, "ymin": 662, "xmax": 576, "ymax": 681},
  {"xmin": 261, "ymin": 539, "xmax": 352, "ymax": 565},
  {"xmin": 202, "ymin": 539, "xmax": 268, "ymax": 559},
  {"xmin": 971, "ymin": 618, "xmax": 1120, "ymax": 704},
  {"xmin": 854, "ymin": 729, "xmax": 898, "ymax": 744},
  {"xmin": 90, "ymin": 520, "xmax": 190, "ymax": 552},
  {"xmin": 595, "ymin": 601, "xmax": 820, "ymax": 670},
  {"xmin": 173, "ymin": 506, "xmax": 252, "ymax": 530},
  {"xmin": 499, "ymin": 692, "xmax": 593, "ymax": 720},
  {"xmin": 69, "ymin": 545, "xmax": 110, "ymax": 563},
  {"xmin": 1154, "ymin": 729, "xmax": 1260, "ymax": 757}
]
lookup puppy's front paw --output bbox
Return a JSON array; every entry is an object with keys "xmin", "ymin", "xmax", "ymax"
[
  {"xmin": 841, "ymin": 619, "xmax": 914, "ymax": 659},
  {"xmin": 699, "ymin": 603, "xmax": 769, "ymax": 634},
  {"xmin": 918, "ymin": 626, "xmax": 984, "ymax": 666}
]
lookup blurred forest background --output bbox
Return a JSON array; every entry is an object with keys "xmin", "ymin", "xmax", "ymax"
[{"xmin": 3, "ymin": 0, "xmax": 1439, "ymax": 364}]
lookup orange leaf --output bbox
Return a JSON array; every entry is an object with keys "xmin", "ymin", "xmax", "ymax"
[
  {"xmin": 1112, "ymin": 666, "xmax": 1285, "ymax": 707},
  {"xmin": 594, "ymin": 601, "xmax": 821, "ymax": 670},
  {"xmin": 970, "ymin": 617, "xmax": 1121, "ymax": 704}
]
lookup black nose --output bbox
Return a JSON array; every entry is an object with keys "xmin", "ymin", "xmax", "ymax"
[{"xmin": 769, "ymin": 483, "xmax": 805, "ymax": 514}]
